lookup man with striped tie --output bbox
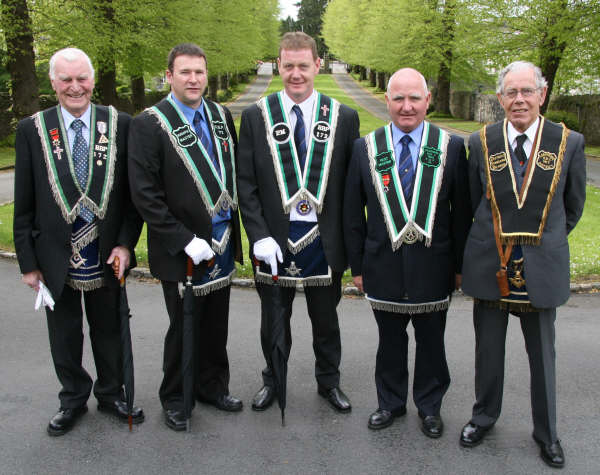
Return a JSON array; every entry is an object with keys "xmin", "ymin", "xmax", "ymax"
[
  {"xmin": 343, "ymin": 68, "xmax": 472, "ymax": 437},
  {"xmin": 237, "ymin": 32, "xmax": 359, "ymax": 415}
]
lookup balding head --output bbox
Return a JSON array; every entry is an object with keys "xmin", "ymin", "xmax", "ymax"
[{"xmin": 385, "ymin": 68, "xmax": 431, "ymax": 133}]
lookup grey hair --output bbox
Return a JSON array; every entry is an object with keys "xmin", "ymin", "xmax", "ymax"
[
  {"xmin": 49, "ymin": 48, "xmax": 95, "ymax": 80},
  {"xmin": 496, "ymin": 61, "xmax": 547, "ymax": 94},
  {"xmin": 386, "ymin": 68, "xmax": 429, "ymax": 95}
]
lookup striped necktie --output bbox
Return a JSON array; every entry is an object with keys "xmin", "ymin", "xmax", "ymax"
[
  {"xmin": 292, "ymin": 105, "xmax": 307, "ymax": 171},
  {"xmin": 398, "ymin": 135, "xmax": 414, "ymax": 203},
  {"xmin": 193, "ymin": 110, "xmax": 219, "ymax": 175},
  {"xmin": 71, "ymin": 119, "xmax": 94, "ymax": 222}
]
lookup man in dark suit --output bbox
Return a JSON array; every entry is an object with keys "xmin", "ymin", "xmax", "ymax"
[
  {"xmin": 13, "ymin": 48, "xmax": 144, "ymax": 436},
  {"xmin": 344, "ymin": 68, "xmax": 471, "ymax": 438},
  {"xmin": 459, "ymin": 61, "xmax": 586, "ymax": 468},
  {"xmin": 128, "ymin": 43, "xmax": 243, "ymax": 431},
  {"xmin": 237, "ymin": 32, "xmax": 359, "ymax": 414}
]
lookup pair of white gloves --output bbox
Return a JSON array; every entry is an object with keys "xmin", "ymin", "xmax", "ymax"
[{"xmin": 185, "ymin": 235, "xmax": 283, "ymax": 276}]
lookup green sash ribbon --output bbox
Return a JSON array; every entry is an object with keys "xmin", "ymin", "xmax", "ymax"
[
  {"xmin": 482, "ymin": 117, "xmax": 568, "ymax": 245},
  {"xmin": 148, "ymin": 98, "xmax": 237, "ymax": 217},
  {"xmin": 258, "ymin": 91, "xmax": 339, "ymax": 213},
  {"xmin": 366, "ymin": 121, "xmax": 449, "ymax": 250},
  {"xmin": 34, "ymin": 105, "xmax": 118, "ymax": 223}
]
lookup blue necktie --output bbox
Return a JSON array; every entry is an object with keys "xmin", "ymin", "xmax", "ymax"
[
  {"xmin": 398, "ymin": 135, "xmax": 414, "ymax": 203},
  {"xmin": 71, "ymin": 119, "xmax": 94, "ymax": 222},
  {"xmin": 193, "ymin": 110, "xmax": 219, "ymax": 175},
  {"xmin": 292, "ymin": 105, "xmax": 306, "ymax": 171}
]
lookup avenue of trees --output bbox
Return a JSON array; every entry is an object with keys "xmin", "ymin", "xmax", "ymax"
[
  {"xmin": 322, "ymin": 0, "xmax": 600, "ymax": 114},
  {"xmin": 0, "ymin": 0, "xmax": 280, "ymax": 120}
]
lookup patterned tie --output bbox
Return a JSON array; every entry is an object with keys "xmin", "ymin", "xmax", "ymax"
[
  {"xmin": 193, "ymin": 110, "xmax": 219, "ymax": 175},
  {"xmin": 398, "ymin": 135, "xmax": 414, "ymax": 203},
  {"xmin": 292, "ymin": 105, "xmax": 307, "ymax": 171},
  {"xmin": 515, "ymin": 134, "xmax": 528, "ymax": 166},
  {"xmin": 71, "ymin": 119, "xmax": 94, "ymax": 222}
]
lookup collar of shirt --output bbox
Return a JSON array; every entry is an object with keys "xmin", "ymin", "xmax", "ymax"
[
  {"xmin": 169, "ymin": 93, "xmax": 207, "ymax": 126},
  {"xmin": 391, "ymin": 121, "xmax": 424, "ymax": 169},
  {"xmin": 507, "ymin": 117, "xmax": 539, "ymax": 157},
  {"xmin": 61, "ymin": 105, "xmax": 92, "ymax": 148},
  {"xmin": 282, "ymin": 89, "xmax": 316, "ymax": 131}
]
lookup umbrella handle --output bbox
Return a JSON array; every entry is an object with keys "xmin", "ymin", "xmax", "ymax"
[
  {"xmin": 187, "ymin": 257, "xmax": 215, "ymax": 279},
  {"xmin": 252, "ymin": 257, "xmax": 278, "ymax": 282},
  {"xmin": 112, "ymin": 256, "xmax": 125, "ymax": 286}
]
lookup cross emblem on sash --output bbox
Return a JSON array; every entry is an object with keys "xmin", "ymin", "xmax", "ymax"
[
  {"xmin": 320, "ymin": 104, "xmax": 329, "ymax": 116},
  {"xmin": 53, "ymin": 144, "xmax": 64, "ymax": 160},
  {"xmin": 222, "ymin": 140, "xmax": 228, "ymax": 152}
]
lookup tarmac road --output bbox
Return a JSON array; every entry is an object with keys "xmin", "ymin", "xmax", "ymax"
[{"xmin": 1, "ymin": 257, "xmax": 599, "ymax": 474}]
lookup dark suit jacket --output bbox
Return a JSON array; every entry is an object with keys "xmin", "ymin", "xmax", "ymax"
[
  {"xmin": 13, "ymin": 106, "xmax": 142, "ymax": 299},
  {"xmin": 344, "ymin": 132, "xmax": 472, "ymax": 302},
  {"xmin": 237, "ymin": 94, "xmax": 359, "ymax": 272},
  {"xmin": 128, "ymin": 98, "xmax": 242, "ymax": 282},
  {"xmin": 462, "ymin": 120, "xmax": 586, "ymax": 308}
]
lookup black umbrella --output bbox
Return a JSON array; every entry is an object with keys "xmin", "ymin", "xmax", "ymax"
[
  {"xmin": 112, "ymin": 257, "xmax": 135, "ymax": 432},
  {"xmin": 182, "ymin": 257, "xmax": 195, "ymax": 432}
]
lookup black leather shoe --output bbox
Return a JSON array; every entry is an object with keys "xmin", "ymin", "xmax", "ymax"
[
  {"xmin": 318, "ymin": 387, "xmax": 352, "ymax": 413},
  {"xmin": 533, "ymin": 435, "xmax": 565, "ymax": 468},
  {"xmin": 211, "ymin": 394, "xmax": 243, "ymax": 412},
  {"xmin": 368, "ymin": 406, "xmax": 406, "ymax": 430},
  {"xmin": 252, "ymin": 386, "xmax": 276, "ymax": 411},
  {"xmin": 98, "ymin": 400, "xmax": 145, "ymax": 424},
  {"xmin": 421, "ymin": 415, "xmax": 444, "ymax": 439},
  {"xmin": 460, "ymin": 422, "xmax": 491, "ymax": 447},
  {"xmin": 164, "ymin": 409, "xmax": 187, "ymax": 431},
  {"xmin": 47, "ymin": 405, "xmax": 88, "ymax": 436}
]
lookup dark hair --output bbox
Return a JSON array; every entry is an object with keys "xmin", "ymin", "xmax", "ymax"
[
  {"xmin": 279, "ymin": 32, "xmax": 318, "ymax": 60},
  {"xmin": 167, "ymin": 43, "xmax": 207, "ymax": 72}
]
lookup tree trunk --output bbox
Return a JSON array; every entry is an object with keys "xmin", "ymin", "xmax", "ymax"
[
  {"xmin": 221, "ymin": 74, "xmax": 229, "ymax": 90},
  {"xmin": 369, "ymin": 69, "xmax": 376, "ymax": 87},
  {"xmin": 433, "ymin": 0, "xmax": 455, "ymax": 115},
  {"xmin": 95, "ymin": 0, "xmax": 117, "ymax": 106},
  {"xmin": 1, "ymin": 0, "xmax": 39, "ymax": 119},
  {"xmin": 376, "ymin": 71, "xmax": 386, "ymax": 91},
  {"xmin": 359, "ymin": 66, "xmax": 367, "ymax": 81},
  {"xmin": 130, "ymin": 76, "xmax": 145, "ymax": 112},
  {"xmin": 208, "ymin": 76, "xmax": 218, "ymax": 101}
]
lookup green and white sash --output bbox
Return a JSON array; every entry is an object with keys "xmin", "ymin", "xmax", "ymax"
[
  {"xmin": 482, "ymin": 117, "xmax": 567, "ymax": 245},
  {"xmin": 258, "ymin": 91, "xmax": 339, "ymax": 213},
  {"xmin": 34, "ymin": 105, "xmax": 118, "ymax": 223},
  {"xmin": 366, "ymin": 121, "xmax": 449, "ymax": 250},
  {"xmin": 148, "ymin": 98, "xmax": 237, "ymax": 217}
]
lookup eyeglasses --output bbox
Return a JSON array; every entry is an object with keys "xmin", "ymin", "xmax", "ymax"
[{"xmin": 502, "ymin": 88, "xmax": 540, "ymax": 99}]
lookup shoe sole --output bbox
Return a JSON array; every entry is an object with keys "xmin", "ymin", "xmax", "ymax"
[
  {"xmin": 421, "ymin": 426, "xmax": 443, "ymax": 439},
  {"xmin": 368, "ymin": 419, "xmax": 394, "ymax": 430},
  {"xmin": 47, "ymin": 406, "xmax": 88, "ymax": 436},
  {"xmin": 251, "ymin": 402, "xmax": 273, "ymax": 411},
  {"xmin": 97, "ymin": 404, "xmax": 145, "ymax": 424}
]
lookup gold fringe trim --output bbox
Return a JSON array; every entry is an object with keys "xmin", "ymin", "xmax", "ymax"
[
  {"xmin": 474, "ymin": 297, "xmax": 539, "ymax": 313},
  {"xmin": 66, "ymin": 277, "xmax": 104, "ymax": 291},
  {"xmin": 71, "ymin": 224, "xmax": 99, "ymax": 254},
  {"xmin": 366, "ymin": 295, "xmax": 449, "ymax": 314}
]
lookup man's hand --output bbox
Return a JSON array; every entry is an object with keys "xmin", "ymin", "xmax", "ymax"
[
  {"xmin": 22, "ymin": 270, "xmax": 44, "ymax": 291},
  {"xmin": 107, "ymin": 246, "xmax": 131, "ymax": 280},
  {"xmin": 184, "ymin": 237, "xmax": 215, "ymax": 265},
  {"xmin": 353, "ymin": 275, "xmax": 364, "ymax": 293},
  {"xmin": 253, "ymin": 237, "xmax": 283, "ymax": 276}
]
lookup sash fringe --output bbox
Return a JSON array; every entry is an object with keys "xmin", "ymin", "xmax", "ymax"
[
  {"xmin": 71, "ymin": 224, "xmax": 99, "ymax": 253},
  {"xmin": 212, "ymin": 224, "xmax": 231, "ymax": 255},
  {"xmin": 287, "ymin": 226, "xmax": 320, "ymax": 254},
  {"xmin": 178, "ymin": 271, "xmax": 235, "ymax": 298},
  {"xmin": 66, "ymin": 277, "xmax": 104, "ymax": 291},
  {"xmin": 255, "ymin": 273, "xmax": 332, "ymax": 287},
  {"xmin": 475, "ymin": 298, "xmax": 539, "ymax": 313},
  {"xmin": 367, "ymin": 296, "xmax": 449, "ymax": 314}
]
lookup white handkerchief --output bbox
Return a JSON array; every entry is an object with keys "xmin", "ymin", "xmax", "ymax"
[{"xmin": 35, "ymin": 281, "xmax": 55, "ymax": 311}]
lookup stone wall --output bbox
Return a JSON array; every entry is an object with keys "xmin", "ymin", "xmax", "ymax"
[{"xmin": 449, "ymin": 91, "xmax": 475, "ymax": 120}]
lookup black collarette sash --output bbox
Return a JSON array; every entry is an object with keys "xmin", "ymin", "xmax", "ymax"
[
  {"xmin": 258, "ymin": 91, "xmax": 339, "ymax": 213},
  {"xmin": 148, "ymin": 98, "xmax": 236, "ymax": 217},
  {"xmin": 366, "ymin": 121, "xmax": 449, "ymax": 250},
  {"xmin": 34, "ymin": 105, "xmax": 118, "ymax": 223},
  {"xmin": 482, "ymin": 117, "xmax": 568, "ymax": 245}
]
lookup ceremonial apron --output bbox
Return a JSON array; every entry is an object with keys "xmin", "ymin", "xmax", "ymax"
[
  {"xmin": 255, "ymin": 91, "xmax": 340, "ymax": 287},
  {"xmin": 147, "ymin": 98, "xmax": 237, "ymax": 296},
  {"xmin": 480, "ymin": 117, "xmax": 568, "ymax": 311},
  {"xmin": 364, "ymin": 121, "xmax": 451, "ymax": 314},
  {"xmin": 34, "ymin": 104, "xmax": 118, "ymax": 290}
]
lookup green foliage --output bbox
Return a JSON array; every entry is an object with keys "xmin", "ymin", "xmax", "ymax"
[
  {"xmin": 0, "ymin": 147, "xmax": 15, "ymax": 168},
  {"xmin": 569, "ymin": 186, "xmax": 600, "ymax": 279},
  {"xmin": 427, "ymin": 111, "xmax": 454, "ymax": 119},
  {"xmin": 545, "ymin": 110, "xmax": 580, "ymax": 132}
]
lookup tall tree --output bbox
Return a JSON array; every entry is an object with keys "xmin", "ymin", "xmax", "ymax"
[
  {"xmin": 296, "ymin": 0, "xmax": 328, "ymax": 57},
  {"xmin": 1, "ymin": 0, "xmax": 39, "ymax": 118}
]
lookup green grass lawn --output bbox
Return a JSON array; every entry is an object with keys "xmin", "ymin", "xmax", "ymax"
[
  {"xmin": 426, "ymin": 118, "xmax": 483, "ymax": 133},
  {"xmin": 0, "ymin": 147, "xmax": 15, "ymax": 169},
  {"xmin": 586, "ymin": 145, "xmax": 600, "ymax": 157}
]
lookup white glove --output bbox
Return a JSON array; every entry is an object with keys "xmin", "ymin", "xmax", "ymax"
[
  {"xmin": 253, "ymin": 237, "xmax": 283, "ymax": 276},
  {"xmin": 35, "ymin": 281, "xmax": 55, "ymax": 311},
  {"xmin": 184, "ymin": 236, "xmax": 215, "ymax": 265}
]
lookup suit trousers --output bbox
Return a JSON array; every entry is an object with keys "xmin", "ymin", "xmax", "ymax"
[
  {"xmin": 373, "ymin": 308, "xmax": 450, "ymax": 416},
  {"xmin": 258, "ymin": 272, "xmax": 343, "ymax": 390},
  {"xmin": 45, "ymin": 284, "xmax": 122, "ymax": 409},
  {"xmin": 159, "ymin": 282, "xmax": 231, "ymax": 411},
  {"xmin": 470, "ymin": 302, "xmax": 557, "ymax": 444}
]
